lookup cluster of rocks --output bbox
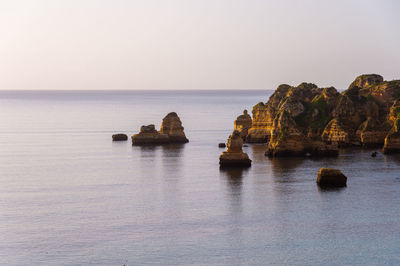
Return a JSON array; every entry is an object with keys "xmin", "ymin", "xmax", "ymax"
[
  {"xmin": 132, "ymin": 112, "xmax": 189, "ymax": 145},
  {"xmin": 235, "ymin": 74, "xmax": 400, "ymax": 156},
  {"xmin": 112, "ymin": 112, "xmax": 189, "ymax": 145}
]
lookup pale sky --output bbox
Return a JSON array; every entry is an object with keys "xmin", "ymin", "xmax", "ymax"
[{"xmin": 0, "ymin": 0, "xmax": 399, "ymax": 90}]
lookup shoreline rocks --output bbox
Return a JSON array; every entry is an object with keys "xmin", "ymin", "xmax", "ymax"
[
  {"xmin": 131, "ymin": 112, "xmax": 189, "ymax": 145},
  {"xmin": 316, "ymin": 168, "xmax": 347, "ymax": 187},
  {"xmin": 219, "ymin": 131, "xmax": 252, "ymax": 168},
  {"xmin": 240, "ymin": 74, "xmax": 400, "ymax": 156},
  {"xmin": 112, "ymin": 133, "xmax": 128, "ymax": 141}
]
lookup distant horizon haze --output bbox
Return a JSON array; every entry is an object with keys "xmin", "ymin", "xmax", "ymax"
[{"xmin": 0, "ymin": 0, "xmax": 399, "ymax": 90}]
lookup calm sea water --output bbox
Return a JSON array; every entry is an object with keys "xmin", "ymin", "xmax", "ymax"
[{"xmin": 0, "ymin": 90, "xmax": 400, "ymax": 266}]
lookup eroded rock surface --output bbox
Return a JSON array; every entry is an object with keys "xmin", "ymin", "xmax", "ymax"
[
  {"xmin": 131, "ymin": 124, "xmax": 169, "ymax": 145},
  {"xmin": 219, "ymin": 131, "xmax": 251, "ymax": 167},
  {"xmin": 242, "ymin": 74, "xmax": 400, "ymax": 156},
  {"xmin": 159, "ymin": 112, "xmax": 189, "ymax": 143},
  {"xmin": 234, "ymin": 110, "xmax": 252, "ymax": 140}
]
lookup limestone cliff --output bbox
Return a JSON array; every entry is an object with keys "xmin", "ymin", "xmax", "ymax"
[{"xmin": 243, "ymin": 74, "xmax": 400, "ymax": 156}]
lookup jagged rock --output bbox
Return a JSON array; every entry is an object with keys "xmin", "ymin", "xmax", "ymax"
[
  {"xmin": 348, "ymin": 74, "xmax": 383, "ymax": 89},
  {"xmin": 159, "ymin": 112, "xmax": 189, "ymax": 143},
  {"xmin": 218, "ymin": 143, "xmax": 226, "ymax": 148},
  {"xmin": 131, "ymin": 124, "xmax": 169, "ymax": 145},
  {"xmin": 219, "ymin": 131, "xmax": 251, "ymax": 167},
  {"xmin": 240, "ymin": 74, "xmax": 400, "ymax": 156},
  {"xmin": 234, "ymin": 110, "xmax": 252, "ymax": 140},
  {"xmin": 131, "ymin": 112, "xmax": 189, "ymax": 145},
  {"xmin": 317, "ymin": 168, "xmax": 347, "ymax": 187},
  {"xmin": 112, "ymin": 133, "xmax": 128, "ymax": 141}
]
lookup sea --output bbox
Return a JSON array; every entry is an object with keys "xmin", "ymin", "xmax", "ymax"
[{"xmin": 0, "ymin": 90, "xmax": 399, "ymax": 265}]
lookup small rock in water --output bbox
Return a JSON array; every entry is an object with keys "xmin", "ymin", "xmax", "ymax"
[
  {"xmin": 218, "ymin": 143, "xmax": 226, "ymax": 148},
  {"xmin": 316, "ymin": 168, "xmax": 347, "ymax": 187},
  {"xmin": 243, "ymin": 144, "xmax": 248, "ymax": 147},
  {"xmin": 219, "ymin": 131, "xmax": 251, "ymax": 168},
  {"xmin": 371, "ymin": 151, "xmax": 377, "ymax": 157},
  {"xmin": 112, "ymin": 133, "xmax": 128, "ymax": 141}
]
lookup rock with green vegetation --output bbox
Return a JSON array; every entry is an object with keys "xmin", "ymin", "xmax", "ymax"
[{"xmin": 243, "ymin": 74, "xmax": 400, "ymax": 156}]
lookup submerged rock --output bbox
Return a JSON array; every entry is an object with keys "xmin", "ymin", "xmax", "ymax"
[
  {"xmin": 159, "ymin": 112, "xmax": 189, "ymax": 143},
  {"xmin": 371, "ymin": 151, "xmax": 377, "ymax": 157},
  {"xmin": 131, "ymin": 124, "xmax": 169, "ymax": 145},
  {"xmin": 316, "ymin": 168, "xmax": 347, "ymax": 187},
  {"xmin": 112, "ymin": 133, "xmax": 128, "ymax": 141},
  {"xmin": 234, "ymin": 110, "xmax": 252, "ymax": 140},
  {"xmin": 219, "ymin": 131, "xmax": 251, "ymax": 167}
]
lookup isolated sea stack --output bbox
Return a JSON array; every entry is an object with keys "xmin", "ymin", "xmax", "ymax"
[
  {"xmin": 131, "ymin": 112, "xmax": 189, "ymax": 145},
  {"xmin": 159, "ymin": 112, "xmax": 189, "ymax": 143},
  {"xmin": 219, "ymin": 130, "xmax": 251, "ymax": 168},
  {"xmin": 233, "ymin": 110, "xmax": 252, "ymax": 140},
  {"xmin": 316, "ymin": 168, "xmax": 347, "ymax": 187},
  {"xmin": 241, "ymin": 74, "xmax": 400, "ymax": 156}
]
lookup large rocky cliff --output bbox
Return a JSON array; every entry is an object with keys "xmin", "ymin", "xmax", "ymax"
[{"xmin": 243, "ymin": 74, "xmax": 400, "ymax": 156}]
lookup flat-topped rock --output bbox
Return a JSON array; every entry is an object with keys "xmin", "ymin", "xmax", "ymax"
[
  {"xmin": 219, "ymin": 131, "xmax": 251, "ymax": 167},
  {"xmin": 112, "ymin": 133, "xmax": 128, "ymax": 141},
  {"xmin": 132, "ymin": 124, "xmax": 169, "ymax": 145},
  {"xmin": 316, "ymin": 168, "xmax": 347, "ymax": 187},
  {"xmin": 159, "ymin": 112, "xmax": 188, "ymax": 143}
]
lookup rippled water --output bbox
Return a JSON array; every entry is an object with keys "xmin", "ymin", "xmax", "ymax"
[{"xmin": 0, "ymin": 90, "xmax": 400, "ymax": 265}]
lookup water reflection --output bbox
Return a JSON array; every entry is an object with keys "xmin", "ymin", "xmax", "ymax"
[
  {"xmin": 269, "ymin": 157, "xmax": 304, "ymax": 181},
  {"xmin": 161, "ymin": 144, "xmax": 185, "ymax": 179},
  {"xmin": 317, "ymin": 186, "xmax": 346, "ymax": 193},
  {"xmin": 220, "ymin": 167, "xmax": 247, "ymax": 195},
  {"xmin": 220, "ymin": 168, "xmax": 249, "ymax": 225},
  {"xmin": 248, "ymin": 144, "xmax": 268, "ymax": 164}
]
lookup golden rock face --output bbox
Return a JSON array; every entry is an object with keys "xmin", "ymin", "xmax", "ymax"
[
  {"xmin": 233, "ymin": 110, "xmax": 252, "ymax": 140},
  {"xmin": 244, "ymin": 74, "xmax": 400, "ymax": 156},
  {"xmin": 219, "ymin": 131, "xmax": 251, "ymax": 167},
  {"xmin": 159, "ymin": 112, "xmax": 188, "ymax": 143},
  {"xmin": 132, "ymin": 112, "xmax": 189, "ymax": 145}
]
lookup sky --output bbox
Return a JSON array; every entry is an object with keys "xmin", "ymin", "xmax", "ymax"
[{"xmin": 0, "ymin": 0, "xmax": 399, "ymax": 90}]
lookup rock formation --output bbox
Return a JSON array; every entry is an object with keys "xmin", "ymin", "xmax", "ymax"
[
  {"xmin": 131, "ymin": 112, "xmax": 189, "ymax": 145},
  {"xmin": 112, "ymin": 133, "xmax": 128, "ymax": 141},
  {"xmin": 233, "ymin": 110, "xmax": 252, "ymax": 140},
  {"xmin": 219, "ymin": 130, "xmax": 252, "ymax": 167},
  {"xmin": 159, "ymin": 112, "xmax": 189, "ymax": 143},
  {"xmin": 316, "ymin": 168, "xmax": 347, "ymax": 187},
  {"xmin": 242, "ymin": 74, "xmax": 400, "ymax": 156},
  {"xmin": 131, "ymin": 125, "xmax": 169, "ymax": 145}
]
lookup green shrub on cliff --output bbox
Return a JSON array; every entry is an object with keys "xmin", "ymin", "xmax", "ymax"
[{"xmin": 294, "ymin": 95, "xmax": 330, "ymax": 131}]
